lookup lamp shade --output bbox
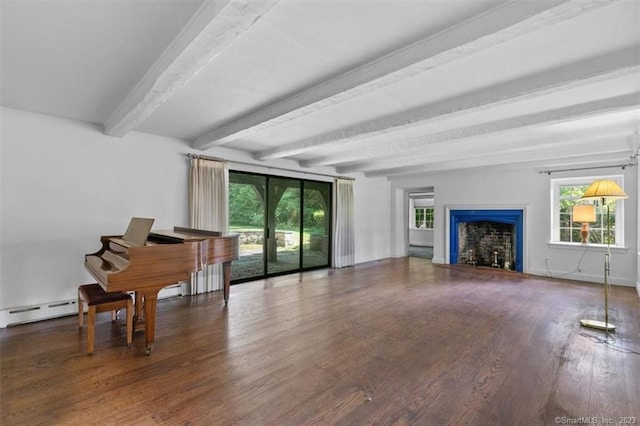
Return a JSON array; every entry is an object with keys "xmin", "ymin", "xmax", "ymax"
[
  {"xmin": 572, "ymin": 204, "xmax": 596, "ymax": 222},
  {"xmin": 581, "ymin": 179, "xmax": 628, "ymax": 200}
]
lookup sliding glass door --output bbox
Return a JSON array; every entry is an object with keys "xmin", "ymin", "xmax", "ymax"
[
  {"xmin": 229, "ymin": 173, "xmax": 266, "ymax": 281},
  {"xmin": 229, "ymin": 171, "xmax": 331, "ymax": 283},
  {"xmin": 266, "ymin": 177, "xmax": 300, "ymax": 275}
]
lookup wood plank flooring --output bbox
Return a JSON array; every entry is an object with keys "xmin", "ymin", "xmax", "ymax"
[{"xmin": 1, "ymin": 258, "xmax": 639, "ymax": 425}]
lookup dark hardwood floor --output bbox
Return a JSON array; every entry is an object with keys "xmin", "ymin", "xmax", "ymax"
[{"xmin": 1, "ymin": 258, "xmax": 639, "ymax": 425}]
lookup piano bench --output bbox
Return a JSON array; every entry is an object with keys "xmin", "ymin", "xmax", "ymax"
[{"xmin": 78, "ymin": 283, "xmax": 133, "ymax": 355}]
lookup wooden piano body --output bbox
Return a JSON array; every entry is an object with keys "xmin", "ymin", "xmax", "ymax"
[{"xmin": 85, "ymin": 226, "xmax": 239, "ymax": 354}]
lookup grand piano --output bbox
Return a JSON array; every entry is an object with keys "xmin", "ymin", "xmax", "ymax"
[{"xmin": 85, "ymin": 223, "xmax": 239, "ymax": 354}]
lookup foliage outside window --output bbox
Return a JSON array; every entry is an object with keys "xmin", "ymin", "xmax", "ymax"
[
  {"xmin": 229, "ymin": 180, "xmax": 327, "ymax": 234},
  {"xmin": 551, "ymin": 176, "xmax": 624, "ymax": 246},
  {"xmin": 414, "ymin": 207, "xmax": 434, "ymax": 229}
]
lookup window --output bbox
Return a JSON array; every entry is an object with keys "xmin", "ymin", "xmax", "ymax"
[
  {"xmin": 414, "ymin": 207, "xmax": 434, "ymax": 229},
  {"xmin": 551, "ymin": 176, "xmax": 625, "ymax": 246}
]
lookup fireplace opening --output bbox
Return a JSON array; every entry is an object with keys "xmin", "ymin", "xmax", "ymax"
[
  {"xmin": 457, "ymin": 221, "xmax": 515, "ymax": 270},
  {"xmin": 449, "ymin": 209, "xmax": 524, "ymax": 272}
]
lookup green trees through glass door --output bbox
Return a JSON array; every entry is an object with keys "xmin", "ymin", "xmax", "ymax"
[{"xmin": 229, "ymin": 171, "xmax": 331, "ymax": 282}]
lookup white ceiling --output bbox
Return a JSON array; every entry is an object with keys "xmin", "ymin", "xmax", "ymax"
[{"xmin": 2, "ymin": 0, "xmax": 639, "ymax": 179}]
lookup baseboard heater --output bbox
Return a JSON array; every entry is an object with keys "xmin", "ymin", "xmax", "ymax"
[{"xmin": 0, "ymin": 284, "xmax": 183, "ymax": 328}]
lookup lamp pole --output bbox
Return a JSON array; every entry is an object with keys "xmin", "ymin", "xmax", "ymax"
[
  {"xmin": 604, "ymin": 198, "xmax": 610, "ymax": 335},
  {"xmin": 579, "ymin": 178, "xmax": 627, "ymax": 334}
]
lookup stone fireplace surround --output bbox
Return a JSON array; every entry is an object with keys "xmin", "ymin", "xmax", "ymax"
[{"xmin": 449, "ymin": 209, "xmax": 524, "ymax": 272}]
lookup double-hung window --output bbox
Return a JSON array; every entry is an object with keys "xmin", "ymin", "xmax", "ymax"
[
  {"xmin": 414, "ymin": 207, "xmax": 434, "ymax": 229},
  {"xmin": 550, "ymin": 176, "xmax": 625, "ymax": 246}
]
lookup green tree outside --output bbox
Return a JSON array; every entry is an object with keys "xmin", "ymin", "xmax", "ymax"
[{"xmin": 559, "ymin": 185, "xmax": 616, "ymax": 244}]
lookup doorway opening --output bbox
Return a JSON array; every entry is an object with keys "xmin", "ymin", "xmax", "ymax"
[{"xmin": 409, "ymin": 188, "xmax": 434, "ymax": 260}]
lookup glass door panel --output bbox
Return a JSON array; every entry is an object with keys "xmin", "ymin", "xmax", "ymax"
[
  {"xmin": 267, "ymin": 178, "xmax": 301, "ymax": 275},
  {"xmin": 303, "ymin": 181, "xmax": 331, "ymax": 269},
  {"xmin": 229, "ymin": 173, "xmax": 266, "ymax": 281}
]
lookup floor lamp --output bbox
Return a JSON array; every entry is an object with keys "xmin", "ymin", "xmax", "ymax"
[{"xmin": 579, "ymin": 179, "xmax": 628, "ymax": 332}]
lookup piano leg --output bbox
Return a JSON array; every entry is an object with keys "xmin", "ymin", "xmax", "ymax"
[
  {"xmin": 134, "ymin": 291, "xmax": 143, "ymax": 321},
  {"xmin": 223, "ymin": 261, "xmax": 232, "ymax": 304},
  {"xmin": 142, "ymin": 291, "xmax": 158, "ymax": 355}
]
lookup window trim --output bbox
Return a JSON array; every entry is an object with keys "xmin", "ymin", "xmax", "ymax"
[
  {"xmin": 412, "ymin": 206, "xmax": 434, "ymax": 229},
  {"xmin": 550, "ymin": 175, "xmax": 625, "ymax": 247}
]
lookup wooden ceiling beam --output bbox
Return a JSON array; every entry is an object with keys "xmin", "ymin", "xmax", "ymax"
[
  {"xmin": 360, "ymin": 138, "xmax": 633, "ymax": 178},
  {"xmin": 305, "ymin": 93, "xmax": 639, "ymax": 170},
  {"xmin": 103, "ymin": 0, "xmax": 279, "ymax": 137}
]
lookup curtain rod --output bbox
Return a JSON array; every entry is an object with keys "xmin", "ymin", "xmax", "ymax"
[
  {"xmin": 538, "ymin": 163, "xmax": 636, "ymax": 175},
  {"xmin": 185, "ymin": 153, "xmax": 355, "ymax": 181}
]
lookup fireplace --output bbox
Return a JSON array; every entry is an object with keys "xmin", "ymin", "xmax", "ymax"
[{"xmin": 449, "ymin": 209, "xmax": 524, "ymax": 272}]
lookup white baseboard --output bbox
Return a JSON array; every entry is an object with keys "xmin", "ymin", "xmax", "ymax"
[
  {"xmin": 0, "ymin": 284, "xmax": 183, "ymax": 328},
  {"xmin": 527, "ymin": 267, "xmax": 636, "ymax": 287}
]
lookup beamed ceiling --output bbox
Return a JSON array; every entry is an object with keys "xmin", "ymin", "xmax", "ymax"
[{"xmin": 2, "ymin": 0, "xmax": 639, "ymax": 179}]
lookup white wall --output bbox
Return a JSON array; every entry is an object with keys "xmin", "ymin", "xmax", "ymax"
[
  {"xmin": 0, "ymin": 108, "xmax": 392, "ymax": 314},
  {"xmin": 353, "ymin": 176, "xmax": 391, "ymax": 263},
  {"xmin": 410, "ymin": 229, "xmax": 433, "ymax": 246},
  {"xmin": 391, "ymin": 164, "xmax": 639, "ymax": 287},
  {"xmin": 390, "ymin": 187, "xmax": 408, "ymax": 258},
  {"xmin": 1, "ymin": 108, "xmax": 191, "ymax": 310}
]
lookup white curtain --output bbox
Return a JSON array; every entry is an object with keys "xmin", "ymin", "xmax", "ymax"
[
  {"xmin": 188, "ymin": 157, "xmax": 229, "ymax": 294},
  {"xmin": 333, "ymin": 178, "xmax": 355, "ymax": 268}
]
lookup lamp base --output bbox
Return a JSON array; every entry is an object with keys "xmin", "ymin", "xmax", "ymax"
[
  {"xmin": 580, "ymin": 319, "xmax": 615, "ymax": 331},
  {"xmin": 580, "ymin": 223, "xmax": 589, "ymax": 243}
]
